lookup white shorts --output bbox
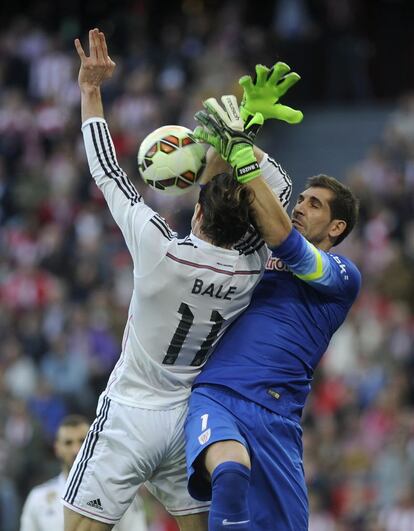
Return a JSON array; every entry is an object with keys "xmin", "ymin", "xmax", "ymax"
[{"xmin": 62, "ymin": 395, "xmax": 210, "ymax": 524}]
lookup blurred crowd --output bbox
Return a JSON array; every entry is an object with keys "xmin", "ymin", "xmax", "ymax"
[{"xmin": 0, "ymin": 1, "xmax": 414, "ymax": 530}]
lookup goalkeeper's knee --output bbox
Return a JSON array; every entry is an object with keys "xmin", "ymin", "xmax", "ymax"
[{"xmin": 208, "ymin": 461, "xmax": 251, "ymax": 530}]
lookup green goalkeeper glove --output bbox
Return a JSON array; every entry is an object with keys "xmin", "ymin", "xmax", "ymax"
[
  {"xmin": 239, "ymin": 62, "xmax": 303, "ymax": 126},
  {"xmin": 193, "ymin": 95, "xmax": 264, "ymax": 184}
]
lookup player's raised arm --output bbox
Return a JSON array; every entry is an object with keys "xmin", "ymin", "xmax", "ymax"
[
  {"xmin": 74, "ymin": 29, "xmax": 163, "ymax": 263},
  {"xmin": 192, "ymin": 95, "xmax": 292, "ymax": 246},
  {"xmin": 75, "ymin": 28, "xmax": 115, "ymax": 122},
  {"xmin": 201, "ymin": 146, "xmax": 292, "ymax": 210}
]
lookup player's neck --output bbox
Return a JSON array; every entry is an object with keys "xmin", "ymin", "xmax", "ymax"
[
  {"xmin": 193, "ymin": 227, "xmax": 214, "ymax": 246},
  {"xmin": 192, "ymin": 228, "xmax": 232, "ymax": 250},
  {"xmin": 309, "ymin": 235, "xmax": 333, "ymax": 252}
]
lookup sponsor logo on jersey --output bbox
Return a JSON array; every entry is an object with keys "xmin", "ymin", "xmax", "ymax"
[
  {"xmin": 198, "ymin": 428, "xmax": 211, "ymax": 445},
  {"xmin": 266, "ymin": 256, "xmax": 290, "ymax": 272},
  {"xmin": 332, "ymin": 254, "xmax": 349, "ymax": 280},
  {"xmin": 86, "ymin": 498, "xmax": 104, "ymax": 511},
  {"xmin": 46, "ymin": 491, "xmax": 58, "ymax": 504},
  {"xmin": 267, "ymin": 388, "xmax": 281, "ymax": 400}
]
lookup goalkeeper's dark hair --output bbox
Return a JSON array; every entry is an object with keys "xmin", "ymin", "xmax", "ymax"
[
  {"xmin": 307, "ymin": 174, "xmax": 359, "ymax": 246},
  {"xmin": 198, "ymin": 173, "xmax": 255, "ymax": 248}
]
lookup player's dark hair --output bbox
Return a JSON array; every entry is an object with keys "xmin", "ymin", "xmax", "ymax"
[
  {"xmin": 307, "ymin": 174, "xmax": 359, "ymax": 246},
  {"xmin": 58, "ymin": 414, "xmax": 90, "ymax": 430},
  {"xmin": 198, "ymin": 173, "xmax": 254, "ymax": 248}
]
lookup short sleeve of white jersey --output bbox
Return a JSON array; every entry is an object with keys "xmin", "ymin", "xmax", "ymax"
[
  {"xmin": 82, "ymin": 118, "xmax": 177, "ymax": 276},
  {"xmin": 259, "ymin": 152, "xmax": 292, "ymax": 209}
]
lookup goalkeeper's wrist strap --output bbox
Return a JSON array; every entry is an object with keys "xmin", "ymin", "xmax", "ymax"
[
  {"xmin": 232, "ymin": 145, "xmax": 261, "ymax": 183},
  {"xmin": 236, "ymin": 160, "xmax": 261, "ymax": 183}
]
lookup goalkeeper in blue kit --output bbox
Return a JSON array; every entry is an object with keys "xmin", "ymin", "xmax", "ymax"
[{"xmin": 184, "ymin": 64, "xmax": 361, "ymax": 530}]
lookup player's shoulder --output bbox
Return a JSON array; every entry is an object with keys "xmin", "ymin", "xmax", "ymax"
[
  {"xmin": 167, "ymin": 233, "xmax": 265, "ymax": 277},
  {"xmin": 145, "ymin": 212, "xmax": 178, "ymax": 242},
  {"xmin": 326, "ymin": 251, "xmax": 361, "ymax": 298}
]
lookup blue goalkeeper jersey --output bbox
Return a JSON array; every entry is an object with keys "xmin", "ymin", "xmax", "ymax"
[{"xmin": 194, "ymin": 228, "xmax": 361, "ymax": 421}]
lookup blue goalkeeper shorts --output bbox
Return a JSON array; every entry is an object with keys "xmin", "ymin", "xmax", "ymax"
[{"xmin": 185, "ymin": 385, "xmax": 308, "ymax": 531}]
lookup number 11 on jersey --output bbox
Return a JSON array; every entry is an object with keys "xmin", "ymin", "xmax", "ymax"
[{"xmin": 163, "ymin": 302, "xmax": 225, "ymax": 366}]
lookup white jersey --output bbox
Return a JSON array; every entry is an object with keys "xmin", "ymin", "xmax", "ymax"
[
  {"xmin": 82, "ymin": 118, "xmax": 291, "ymax": 409},
  {"xmin": 20, "ymin": 473, "xmax": 147, "ymax": 531}
]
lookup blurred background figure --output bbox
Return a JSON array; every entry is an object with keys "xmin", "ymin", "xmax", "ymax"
[{"xmin": 20, "ymin": 414, "xmax": 148, "ymax": 531}]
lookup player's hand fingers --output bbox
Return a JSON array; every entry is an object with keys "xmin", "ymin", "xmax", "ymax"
[
  {"xmin": 74, "ymin": 38, "xmax": 87, "ymax": 61},
  {"xmin": 195, "ymin": 111, "xmax": 219, "ymax": 133},
  {"xmin": 89, "ymin": 28, "xmax": 100, "ymax": 61},
  {"xmin": 246, "ymin": 111, "xmax": 264, "ymax": 128},
  {"xmin": 221, "ymin": 95, "xmax": 240, "ymax": 123},
  {"xmin": 244, "ymin": 112, "xmax": 264, "ymax": 139},
  {"xmin": 94, "ymin": 29, "xmax": 105, "ymax": 62},
  {"xmin": 268, "ymin": 62, "xmax": 291, "ymax": 85},
  {"xmin": 194, "ymin": 110, "xmax": 211, "ymax": 128},
  {"xmin": 193, "ymin": 126, "xmax": 208, "ymax": 142},
  {"xmin": 195, "ymin": 111, "xmax": 223, "ymax": 137},
  {"xmin": 274, "ymin": 104, "xmax": 304, "ymax": 124},
  {"xmin": 203, "ymin": 98, "xmax": 229, "ymax": 126},
  {"xmin": 99, "ymin": 31, "xmax": 110, "ymax": 64},
  {"xmin": 193, "ymin": 127, "xmax": 219, "ymax": 149},
  {"xmin": 276, "ymin": 72, "xmax": 301, "ymax": 97},
  {"xmin": 239, "ymin": 75, "xmax": 254, "ymax": 92},
  {"xmin": 254, "ymin": 64, "xmax": 270, "ymax": 87},
  {"xmin": 98, "ymin": 31, "xmax": 115, "ymax": 74},
  {"xmin": 99, "ymin": 31, "xmax": 108, "ymax": 56}
]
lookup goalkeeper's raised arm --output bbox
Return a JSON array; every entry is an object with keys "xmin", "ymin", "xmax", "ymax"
[{"xmin": 192, "ymin": 95, "xmax": 293, "ymax": 247}]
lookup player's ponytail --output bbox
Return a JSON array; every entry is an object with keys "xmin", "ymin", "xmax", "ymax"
[{"xmin": 198, "ymin": 173, "xmax": 255, "ymax": 248}]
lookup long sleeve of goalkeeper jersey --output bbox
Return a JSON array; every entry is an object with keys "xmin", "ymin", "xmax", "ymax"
[
  {"xmin": 82, "ymin": 117, "xmax": 175, "ymax": 275},
  {"xmin": 275, "ymin": 227, "xmax": 361, "ymax": 299},
  {"xmin": 259, "ymin": 153, "xmax": 292, "ymax": 209}
]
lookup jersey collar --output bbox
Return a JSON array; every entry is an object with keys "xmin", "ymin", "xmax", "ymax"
[{"xmin": 190, "ymin": 232, "xmax": 240, "ymax": 257}]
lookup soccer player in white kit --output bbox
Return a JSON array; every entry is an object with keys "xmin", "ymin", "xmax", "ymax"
[
  {"xmin": 20, "ymin": 415, "xmax": 147, "ymax": 531},
  {"xmin": 63, "ymin": 29, "xmax": 293, "ymax": 531}
]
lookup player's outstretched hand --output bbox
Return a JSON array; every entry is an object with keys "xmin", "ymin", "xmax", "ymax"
[
  {"xmin": 239, "ymin": 62, "xmax": 303, "ymax": 125},
  {"xmin": 75, "ymin": 28, "xmax": 116, "ymax": 90},
  {"xmin": 193, "ymin": 95, "xmax": 263, "ymax": 184}
]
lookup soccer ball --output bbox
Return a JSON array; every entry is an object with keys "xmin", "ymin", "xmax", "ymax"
[{"xmin": 137, "ymin": 125, "xmax": 207, "ymax": 196}]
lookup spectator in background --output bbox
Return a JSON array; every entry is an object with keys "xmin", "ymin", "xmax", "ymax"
[{"xmin": 20, "ymin": 414, "xmax": 148, "ymax": 531}]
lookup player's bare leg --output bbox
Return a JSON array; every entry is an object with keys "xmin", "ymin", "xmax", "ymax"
[
  {"xmin": 204, "ymin": 440, "xmax": 251, "ymax": 474},
  {"xmin": 64, "ymin": 506, "xmax": 114, "ymax": 531},
  {"xmin": 175, "ymin": 511, "xmax": 208, "ymax": 531}
]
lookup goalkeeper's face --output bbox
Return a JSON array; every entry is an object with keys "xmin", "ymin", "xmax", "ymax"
[{"xmin": 291, "ymin": 187, "xmax": 343, "ymax": 248}]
